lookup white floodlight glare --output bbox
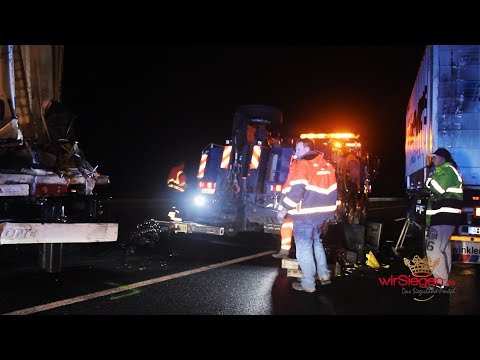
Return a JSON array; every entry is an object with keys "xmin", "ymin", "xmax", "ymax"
[{"xmin": 194, "ymin": 195, "xmax": 206, "ymax": 206}]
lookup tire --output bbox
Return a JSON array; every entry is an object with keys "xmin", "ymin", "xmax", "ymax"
[
  {"xmin": 224, "ymin": 227, "xmax": 239, "ymax": 237},
  {"xmin": 235, "ymin": 105, "xmax": 284, "ymax": 127}
]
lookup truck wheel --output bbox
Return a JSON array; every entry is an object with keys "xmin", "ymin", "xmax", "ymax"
[
  {"xmin": 235, "ymin": 105, "xmax": 284, "ymax": 127},
  {"xmin": 224, "ymin": 227, "xmax": 239, "ymax": 237}
]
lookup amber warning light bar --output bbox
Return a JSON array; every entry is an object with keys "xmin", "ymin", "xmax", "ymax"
[{"xmin": 300, "ymin": 133, "xmax": 359, "ymax": 140}]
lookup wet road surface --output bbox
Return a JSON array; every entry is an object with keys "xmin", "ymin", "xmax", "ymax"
[{"xmin": 0, "ymin": 198, "xmax": 478, "ymax": 315}]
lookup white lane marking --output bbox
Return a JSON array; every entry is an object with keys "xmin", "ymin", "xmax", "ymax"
[{"xmin": 3, "ymin": 250, "xmax": 276, "ymax": 315}]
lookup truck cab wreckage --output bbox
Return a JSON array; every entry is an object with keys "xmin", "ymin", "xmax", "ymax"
[{"xmin": 0, "ymin": 45, "xmax": 118, "ymax": 272}]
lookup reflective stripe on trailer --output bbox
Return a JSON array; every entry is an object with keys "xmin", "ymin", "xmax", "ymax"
[
  {"xmin": 221, "ymin": 146, "xmax": 232, "ymax": 169},
  {"xmin": 250, "ymin": 145, "xmax": 262, "ymax": 169},
  {"xmin": 197, "ymin": 154, "xmax": 208, "ymax": 179},
  {"xmin": 452, "ymin": 253, "xmax": 480, "ymax": 263},
  {"xmin": 451, "ymin": 235, "xmax": 480, "ymax": 242}
]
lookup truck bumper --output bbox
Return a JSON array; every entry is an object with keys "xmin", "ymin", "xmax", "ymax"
[
  {"xmin": 263, "ymin": 222, "xmax": 281, "ymax": 235},
  {"xmin": 0, "ymin": 222, "xmax": 118, "ymax": 245},
  {"xmin": 154, "ymin": 220, "xmax": 225, "ymax": 236},
  {"xmin": 168, "ymin": 221, "xmax": 225, "ymax": 236}
]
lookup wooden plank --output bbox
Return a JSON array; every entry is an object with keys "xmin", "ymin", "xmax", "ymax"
[
  {"xmin": 281, "ymin": 258, "xmax": 299, "ymax": 270},
  {"xmin": 287, "ymin": 269, "xmax": 302, "ymax": 278},
  {"xmin": 287, "ymin": 269, "xmax": 322, "ymax": 280}
]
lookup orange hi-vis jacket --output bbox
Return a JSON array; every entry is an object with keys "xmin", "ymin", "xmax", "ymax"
[
  {"xmin": 167, "ymin": 165, "xmax": 187, "ymax": 192},
  {"xmin": 280, "ymin": 151, "xmax": 337, "ymax": 220}
]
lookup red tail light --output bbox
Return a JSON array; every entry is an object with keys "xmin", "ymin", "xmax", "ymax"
[
  {"xmin": 198, "ymin": 182, "xmax": 216, "ymax": 189},
  {"xmin": 198, "ymin": 181, "xmax": 216, "ymax": 194},
  {"xmin": 35, "ymin": 184, "xmax": 68, "ymax": 197},
  {"xmin": 270, "ymin": 184, "xmax": 283, "ymax": 192}
]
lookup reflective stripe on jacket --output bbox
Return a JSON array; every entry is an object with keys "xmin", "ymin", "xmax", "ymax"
[
  {"xmin": 280, "ymin": 217, "xmax": 293, "ymax": 251},
  {"xmin": 425, "ymin": 161, "xmax": 463, "ymax": 226}
]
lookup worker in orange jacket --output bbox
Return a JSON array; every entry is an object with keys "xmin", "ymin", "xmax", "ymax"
[
  {"xmin": 277, "ymin": 139, "xmax": 337, "ymax": 292},
  {"xmin": 167, "ymin": 161, "xmax": 187, "ymax": 192},
  {"xmin": 166, "ymin": 161, "xmax": 188, "ymax": 221}
]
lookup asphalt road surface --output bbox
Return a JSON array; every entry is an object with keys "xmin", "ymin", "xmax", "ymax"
[{"xmin": 0, "ymin": 198, "xmax": 478, "ymax": 316}]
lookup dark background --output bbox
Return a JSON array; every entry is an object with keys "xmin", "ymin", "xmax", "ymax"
[{"xmin": 60, "ymin": 45, "xmax": 426, "ymax": 198}]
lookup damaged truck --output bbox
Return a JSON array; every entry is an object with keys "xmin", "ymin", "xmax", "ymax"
[{"xmin": 0, "ymin": 45, "xmax": 118, "ymax": 272}]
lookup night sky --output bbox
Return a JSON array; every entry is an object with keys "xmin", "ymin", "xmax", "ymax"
[{"xmin": 60, "ymin": 45, "xmax": 426, "ymax": 198}]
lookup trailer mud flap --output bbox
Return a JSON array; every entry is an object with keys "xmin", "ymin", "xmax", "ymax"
[
  {"xmin": 451, "ymin": 236, "xmax": 480, "ymax": 264},
  {"xmin": 0, "ymin": 222, "xmax": 118, "ymax": 244}
]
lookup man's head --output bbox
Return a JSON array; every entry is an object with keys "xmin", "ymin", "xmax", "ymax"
[
  {"xmin": 431, "ymin": 148, "xmax": 451, "ymax": 167},
  {"xmin": 294, "ymin": 139, "xmax": 314, "ymax": 158}
]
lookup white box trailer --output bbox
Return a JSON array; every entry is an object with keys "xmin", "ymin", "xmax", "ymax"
[{"xmin": 406, "ymin": 45, "xmax": 480, "ymax": 262}]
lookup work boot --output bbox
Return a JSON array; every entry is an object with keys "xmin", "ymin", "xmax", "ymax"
[
  {"xmin": 319, "ymin": 275, "xmax": 331, "ymax": 286},
  {"xmin": 272, "ymin": 249, "xmax": 289, "ymax": 259},
  {"xmin": 292, "ymin": 282, "xmax": 316, "ymax": 293}
]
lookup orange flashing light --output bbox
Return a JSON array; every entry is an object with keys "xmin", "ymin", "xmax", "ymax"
[{"xmin": 300, "ymin": 133, "xmax": 358, "ymax": 140}]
